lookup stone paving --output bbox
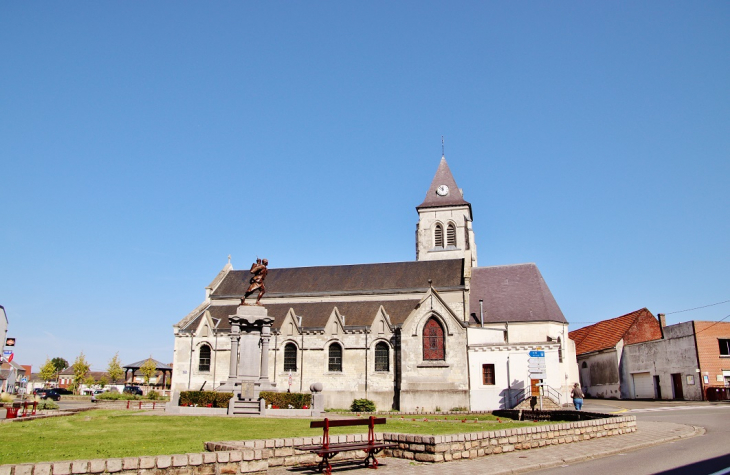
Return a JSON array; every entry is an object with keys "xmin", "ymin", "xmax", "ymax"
[{"xmin": 269, "ymin": 420, "xmax": 701, "ymax": 475}]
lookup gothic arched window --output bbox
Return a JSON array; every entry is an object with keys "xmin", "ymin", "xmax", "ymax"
[
  {"xmin": 374, "ymin": 342, "xmax": 389, "ymax": 372},
  {"xmin": 328, "ymin": 343, "xmax": 343, "ymax": 372},
  {"xmin": 423, "ymin": 317, "xmax": 445, "ymax": 360},
  {"xmin": 198, "ymin": 344, "xmax": 211, "ymax": 372},
  {"xmin": 446, "ymin": 223, "xmax": 456, "ymax": 247},
  {"xmin": 434, "ymin": 224, "xmax": 444, "ymax": 248},
  {"xmin": 284, "ymin": 343, "xmax": 297, "ymax": 372}
]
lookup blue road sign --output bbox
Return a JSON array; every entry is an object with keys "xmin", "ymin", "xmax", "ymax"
[{"xmin": 529, "ymin": 350, "xmax": 545, "ymax": 357}]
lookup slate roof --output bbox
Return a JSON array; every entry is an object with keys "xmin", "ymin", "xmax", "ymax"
[
  {"xmin": 569, "ymin": 308, "xmax": 661, "ymax": 355},
  {"xmin": 468, "ymin": 264, "xmax": 567, "ymax": 324},
  {"xmin": 416, "ymin": 156, "xmax": 472, "ymax": 211},
  {"xmin": 187, "ymin": 299, "xmax": 421, "ymax": 333},
  {"xmin": 211, "ymin": 259, "xmax": 464, "ymax": 298}
]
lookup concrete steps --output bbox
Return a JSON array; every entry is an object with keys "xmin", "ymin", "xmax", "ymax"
[
  {"xmin": 513, "ymin": 396, "xmax": 562, "ymax": 411},
  {"xmin": 230, "ymin": 398, "xmax": 261, "ymax": 415}
]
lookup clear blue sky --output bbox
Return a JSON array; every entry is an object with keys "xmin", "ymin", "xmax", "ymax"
[{"xmin": 1, "ymin": 2, "xmax": 728, "ymax": 372}]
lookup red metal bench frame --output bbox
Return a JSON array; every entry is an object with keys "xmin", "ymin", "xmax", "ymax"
[{"xmin": 296, "ymin": 416, "xmax": 396, "ymax": 474}]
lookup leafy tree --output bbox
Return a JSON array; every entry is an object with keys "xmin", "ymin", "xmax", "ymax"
[
  {"xmin": 50, "ymin": 357, "xmax": 69, "ymax": 381},
  {"xmin": 39, "ymin": 358, "xmax": 57, "ymax": 383},
  {"xmin": 139, "ymin": 357, "xmax": 157, "ymax": 386},
  {"xmin": 71, "ymin": 352, "xmax": 91, "ymax": 394},
  {"xmin": 84, "ymin": 375, "xmax": 96, "ymax": 387},
  {"xmin": 107, "ymin": 353, "xmax": 124, "ymax": 384},
  {"xmin": 99, "ymin": 375, "xmax": 109, "ymax": 388}
]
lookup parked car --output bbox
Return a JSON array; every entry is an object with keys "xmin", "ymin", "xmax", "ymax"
[
  {"xmin": 54, "ymin": 388, "xmax": 73, "ymax": 395},
  {"xmin": 123, "ymin": 386, "xmax": 143, "ymax": 396},
  {"xmin": 38, "ymin": 389, "xmax": 61, "ymax": 401}
]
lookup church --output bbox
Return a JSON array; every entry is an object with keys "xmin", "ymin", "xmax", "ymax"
[{"xmin": 171, "ymin": 156, "xmax": 578, "ymax": 411}]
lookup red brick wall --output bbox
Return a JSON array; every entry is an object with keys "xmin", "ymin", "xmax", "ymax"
[
  {"xmin": 694, "ymin": 321, "xmax": 730, "ymax": 387},
  {"xmin": 623, "ymin": 311, "xmax": 663, "ymax": 346}
]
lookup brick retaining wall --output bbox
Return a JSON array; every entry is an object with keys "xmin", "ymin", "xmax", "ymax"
[{"xmin": 0, "ymin": 415, "xmax": 636, "ymax": 474}]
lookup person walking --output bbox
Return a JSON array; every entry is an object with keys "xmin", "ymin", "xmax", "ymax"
[{"xmin": 571, "ymin": 383, "xmax": 584, "ymax": 410}]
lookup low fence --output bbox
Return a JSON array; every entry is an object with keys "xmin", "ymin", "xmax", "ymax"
[{"xmin": 90, "ymin": 400, "xmax": 166, "ymax": 411}]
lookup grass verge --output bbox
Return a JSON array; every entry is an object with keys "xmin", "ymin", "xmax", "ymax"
[{"xmin": 0, "ymin": 410, "xmax": 551, "ymax": 465}]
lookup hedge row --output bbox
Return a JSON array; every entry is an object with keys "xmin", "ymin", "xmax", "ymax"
[
  {"xmin": 179, "ymin": 391, "xmax": 233, "ymax": 408},
  {"xmin": 259, "ymin": 391, "xmax": 311, "ymax": 409}
]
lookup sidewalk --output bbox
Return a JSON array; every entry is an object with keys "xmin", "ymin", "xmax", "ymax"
[{"xmin": 269, "ymin": 420, "xmax": 702, "ymax": 475}]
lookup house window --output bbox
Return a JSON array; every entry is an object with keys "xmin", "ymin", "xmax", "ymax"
[
  {"xmin": 719, "ymin": 339, "xmax": 730, "ymax": 356},
  {"xmin": 198, "ymin": 344, "xmax": 211, "ymax": 372},
  {"xmin": 582, "ymin": 361, "xmax": 587, "ymax": 368},
  {"xmin": 482, "ymin": 364, "xmax": 495, "ymax": 385},
  {"xmin": 328, "ymin": 343, "xmax": 343, "ymax": 372},
  {"xmin": 423, "ymin": 317, "xmax": 445, "ymax": 360},
  {"xmin": 284, "ymin": 343, "xmax": 297, "ymax": 371},
  {"xmin": 374, "ymin": 342, "xmax": 389, "ymax": 371},
  {"xmin": 434, "ymin": 224, "xmax": 444, "ymax": 248},
  {"xmin": 446, "ymin": 223, "xmax": 456, "ymax": 247}
]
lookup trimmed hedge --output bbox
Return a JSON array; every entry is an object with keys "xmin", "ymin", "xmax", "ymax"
[
  {"xmin": 179, "ymin": 391, "xmax": 233, "ymax": 408},
  {"xmin": 259, "ymin": 391, "xmax": 312, "ymax": 409}
]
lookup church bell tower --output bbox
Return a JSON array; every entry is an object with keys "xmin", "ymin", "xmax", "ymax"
[{"xmin": 415, "ymin": 155, "xmax": 477, "ymax": 268}]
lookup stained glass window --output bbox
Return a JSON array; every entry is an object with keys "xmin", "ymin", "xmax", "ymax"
[
  {"xmin": 198, "ymin": 344, "xmax": 211, "ymax": 372},
  {"xmin": 284, "ymin": 343, "xmax": 297, "ymax": 371},
  {"xmin": 329, "ymin": 343, "xmax": 343, "ymax": 372},
  {"xmin": 374, "ymin": 342, "xmax": 389, "ymax": 371},
  {"xmin": 423, "ymin": 317, "xmax": 445, "ymax": 360}
]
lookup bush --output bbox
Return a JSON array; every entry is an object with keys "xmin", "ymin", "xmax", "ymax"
[
  {"xmin": 450, "ymin": 406, "xmax": 468, "ymax": 412},
  {"xmin": 147, "ymin": 390, "xmax": 160, "ymax": 400},
  {"xmin": 179, "ymin": 391, "xmax": 233, "ymax": 408},
  {"xmin": 37, "ymin": 400, "xmax": 59, "ymax": 410},
  {"xmin": 259, "ymin": 391, "xmax": 311, "ymax": 409},
  {"xmin": 0, "ymin": 392, "xmax": 14, "ymax": 403},
  {"xmin": 350, "ymin": 399, "xmax": 376, "ymax": 412}
]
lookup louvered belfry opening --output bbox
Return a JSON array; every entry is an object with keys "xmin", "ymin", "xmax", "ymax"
[
  {"xmin": 434, "ymin": 224, "xmax": 444, "ymax": 248},
  {"xmin": 446, "ymin": 223, "xmax": 456, "ymax": 247},
  {"xmin": 423, "ymin": 317, "xmax": 445, "ymax": 360}
]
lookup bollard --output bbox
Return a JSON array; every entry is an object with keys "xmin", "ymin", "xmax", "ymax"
[
  {"xmin": 32, "ymin": 401, "xmax": 37, "ymax": 416},
  {"xmin": 126, "ymin": 400, "xmax": 130, "ymax": 409}
]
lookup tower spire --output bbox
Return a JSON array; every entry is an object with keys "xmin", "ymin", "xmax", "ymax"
[{"xmin": 441, "ymin": 136, "xmax": 445, "ymax": 157}]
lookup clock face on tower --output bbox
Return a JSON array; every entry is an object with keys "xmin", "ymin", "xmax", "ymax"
[{"xmin": 436, "ymin": 184, "xmax": 449, "ymax": 196}]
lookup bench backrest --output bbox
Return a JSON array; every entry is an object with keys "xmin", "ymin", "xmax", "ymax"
[{"xmin": 310, "ymin": 417, "xmax": 386, "ymax": 429}]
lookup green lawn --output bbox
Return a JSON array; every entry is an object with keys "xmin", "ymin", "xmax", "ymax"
[{"xmin": 0, "ymin": 410, "xmax": 545, "ymax": 465}]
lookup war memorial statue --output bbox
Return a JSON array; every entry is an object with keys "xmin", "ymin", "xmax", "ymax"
[{"xmin": 241, "ymin": 258, "xmax": 268, "ymax": 305}]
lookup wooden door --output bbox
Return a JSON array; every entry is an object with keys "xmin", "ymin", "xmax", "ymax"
[{"xmin": 671, "ymin": 373, "xmax": 684, "ymax": 400}]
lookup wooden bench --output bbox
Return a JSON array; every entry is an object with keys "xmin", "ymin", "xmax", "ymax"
[{"xmin": 295, "ymin": 416, "xmax": 397, "ymax": 474}]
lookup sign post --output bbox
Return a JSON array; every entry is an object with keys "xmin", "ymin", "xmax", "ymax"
[{"xmin": 528, "ymin": 350, "xmax": 546, "ymax": 410}]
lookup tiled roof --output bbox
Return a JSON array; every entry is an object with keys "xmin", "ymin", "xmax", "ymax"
[
  {"xmin": 569, "ymin": 308, "xmax": 662, "ymax": 355},
  {"xmin": 211, "ymin": 259, "xmax": 464, "ymax": 298},
  {"xmin": 189, "ymin": 299, "xmax": 421, "ymax": 333},
  {"xmin": 469, "ymin": 264, "xmax": 567, "ymax": 324},
  {"xmin": 416, "ymin": 156, "xmax": 471, "ymax": 211},
  {"xmin": 123, "ymin": 359, "xmax": 172, "ymax": 370}
]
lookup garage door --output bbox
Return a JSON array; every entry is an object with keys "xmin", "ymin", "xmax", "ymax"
[{"xmin": 632, "ymin": 372, "xmax": 653, "ymax": 399}]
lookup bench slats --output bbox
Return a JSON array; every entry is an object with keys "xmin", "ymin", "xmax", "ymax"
[{"xmin": 310, "ymin": 417, "xmax": 387, "ymax": 428}]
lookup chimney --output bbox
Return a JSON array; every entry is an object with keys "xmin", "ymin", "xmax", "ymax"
[{"xmin": 658, "ymin": 313, "xmax": 667, "ymax": 339}]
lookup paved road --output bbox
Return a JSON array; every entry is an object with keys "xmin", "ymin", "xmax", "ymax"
[{"xmin": 530, "ymin": 400, "xmax": 730, "ymax": 475}]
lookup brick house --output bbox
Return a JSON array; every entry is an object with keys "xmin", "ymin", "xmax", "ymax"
[
  {"xmin": 694, "ymin": 321, "xmax": 730, "ymax": 399},
  {"xmin": 569, "ymin": 308, "xmax": 663, "ymax": 399}
]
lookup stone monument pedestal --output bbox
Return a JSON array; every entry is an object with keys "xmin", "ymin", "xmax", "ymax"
[{"xmin": 217, "ymin": 304, "xmax": 276, "ymax": 414}]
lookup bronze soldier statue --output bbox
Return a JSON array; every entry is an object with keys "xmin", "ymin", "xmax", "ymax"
[{"xmin": 241, "ymin": 258, "xmax": 268, "ymax": 305}]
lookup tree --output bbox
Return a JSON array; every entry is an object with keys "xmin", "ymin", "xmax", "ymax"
[
  {"xmin": 139, "ymin": 357, "xmax": 157, "ymax": 386},
  {"xmin": 99, "ymin": 375, "xmax": 109, "ymax": 388},
  {"xmin": 71, "ymin": 352, "xmax": 91, "ymax": 395},
  {"xmin": 39, "ymin": 358, "xmax": 57, "ymax": 383},
  {"xmin": 107, "ymin": 353, "xmax": 124, "ymax": 384},
  {"xmin": 50, "ymin": 357, "xmax": 69, "ymax": 381},
  {"xmin": 84, "ymin": 375, "xmax": 96, "ymax": 389}
]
